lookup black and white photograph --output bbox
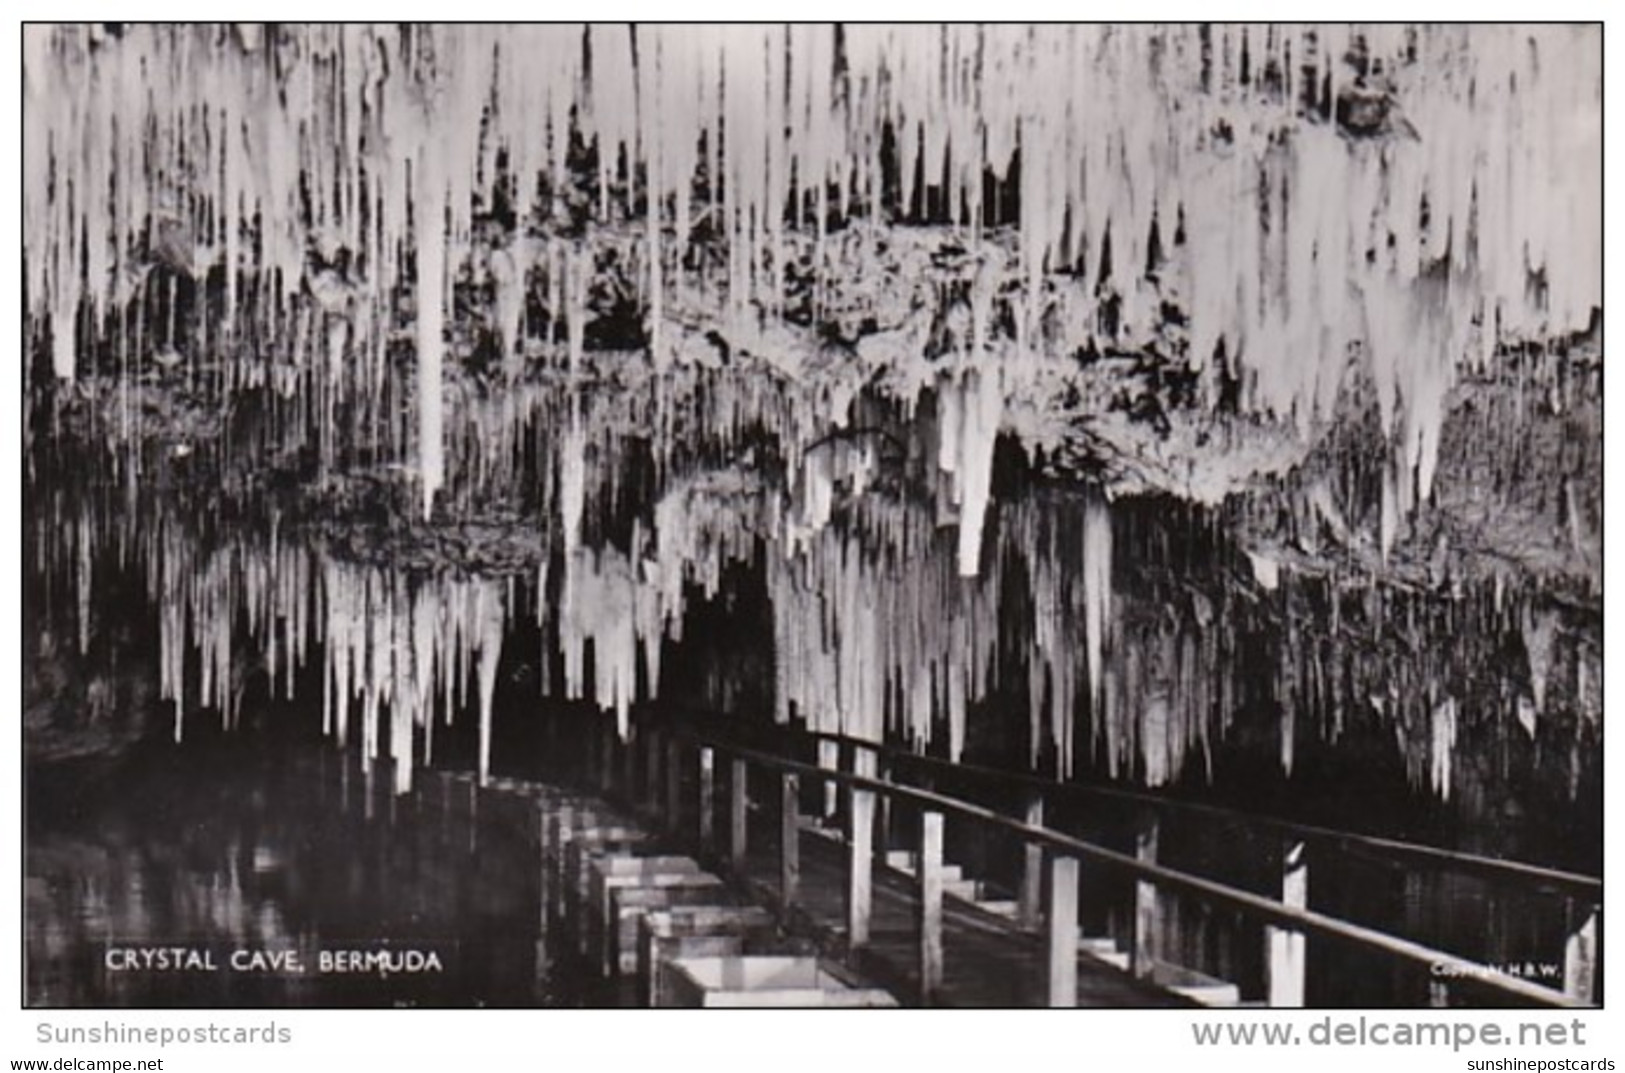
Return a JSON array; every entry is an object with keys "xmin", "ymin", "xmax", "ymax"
[{"xmin": 19, "ymin": 23, "xmax": 1602, "ymax": 1017}]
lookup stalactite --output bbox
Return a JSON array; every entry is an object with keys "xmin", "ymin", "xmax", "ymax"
[
  {"xmin": 1431, "ymin": 696, "xmax": 1458, "ymax": 802},
  {"xmin": 24, "ymin": 28, "xmax": 1598, "ymax": 465},
  {"xmin": 416, "ymin": 151, "xmax": 448, "ymax": 519},
  {"xmin": 23, "ymin": 24, "xmax": 1600, "ymax": 816}
]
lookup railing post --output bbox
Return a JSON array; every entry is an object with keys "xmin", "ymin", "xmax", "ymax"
[
  {"xmin": 1266, "ymin": 840, "xmax": 1308, "ymax": 1007},
  {"xmin": 666, "ymin": 735, "xmax": 683, "ymax": 832},
  {"xmin": 1018, "ymin": 791, "xmax": 1045, "ymax": 932},
  {"xmin": 1564, "ymin": 900, "xmax": 1599, "ymax": 1005},
  {"xmin": 1047, "ymin": 853, "xmax": 1079, "ymax": 1007},
  {"xmin": 850, "ymin": 745, "xmax": 879, "ymax": 784},
  {"xmin": 781, "ymin": 772, "xmax": 801, "ymax": 912},
  {"xmin": 1132, "ymin": 810, "xmax": 1159, "ymax": 979},
  {"xmin": 698, "ymin": 746, "xmax": 715, "ymax": 847},
  {"xmin": 818, "ymin": 738, "xmax": 840, "ymax": 822},
  {"xmin": 878, "ymin": 759, "xmax": 894, "ymax": 854},
  {"xmin": 919, "ymin": 809, "xmax": 945, "ymax": 1003},
  {"xmin": 730, "ymin": 757, "xmax": 749, "ymax": 868},
  {"xmin": 847, "ymin": 778, "xmax": 875, "ymax": 952}
]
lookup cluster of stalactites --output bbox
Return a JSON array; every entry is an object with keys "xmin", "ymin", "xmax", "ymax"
[
  {"xmin": 141, "ymin": 511, "xmax": 318, "ymax": 744},
  {"xmin": 765, "ymin": 485, "xmax": 1120, "ymax": 775},
  {"xmin": 554, "ymin": 463, "xmax": 769, "ymax": 738},
  {"xmin": 41, "ymin": 450, "xmax": 1597, "ymax": 805},
  {"xmin": 114, "ymin": 495, "xmax": 510, "ymax": 791},
  {"xmin": 770, "ymin": 497, "xmax": 997, "ymax": 757},
  {"xmin": 24, "ymin": 25, "xmax": 1600, "ymax": 530}
]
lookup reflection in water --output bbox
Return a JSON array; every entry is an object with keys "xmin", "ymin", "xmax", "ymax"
[
  {"xmin": 26, "ymin": 743, "xmax": 554, "ymax": 1007},
  {"xmin": 26, "ymin": 370, "xmax": 1602, "ymax": 872}
]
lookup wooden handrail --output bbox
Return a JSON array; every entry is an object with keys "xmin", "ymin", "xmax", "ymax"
[
  {"xmin": 673, "ymin": 727, "xmax": 1591, "ymax": 1009},
  {"xmin": 736, "ymin": 721, "xmax": 1601, "ymax": 899}
]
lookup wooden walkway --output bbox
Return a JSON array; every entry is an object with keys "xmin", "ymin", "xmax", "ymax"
[
  {"xmin": 734, "ymin": 819, "xmax": 1192, "ymax": 1007},
  {"xmin": 437, "ymin": 760, "xmax": 1195, "ymax": 1006},
  {"xmin": 385, "ymin": 711, "xmax": 1593, "ymax": 1009}
]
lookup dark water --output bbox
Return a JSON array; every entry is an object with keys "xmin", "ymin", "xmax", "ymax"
[
  {"xmin": 24, "ymin": 701, "xmax": 1597, "ymax": 1008},
  {"xmin": 25, "ymin": 738, "xmax": 560, "ymax": 1007}
]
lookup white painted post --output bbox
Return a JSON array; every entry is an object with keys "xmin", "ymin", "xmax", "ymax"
[
  {"xmin": 1564, "ymin": 901, "xmax": 1599, "ymax": 1005},
  {"xmin": 878, "ymin": 759, "xmax": 894, "ymax": 855},
  {"xmin": 1048, "ymin": 854, "xmax": 1080, "ymax": 1007},
  {"xmin": 919, "ymin": 809, "xmax": 945, "ymax": 1003},
  {"xmin": 730, "ymin": 757, "xmax": 749, "ymax": 868},
  {"xmin": 781, "ymin": 772, "xmax": 801, "ymax": 911},
  {"xmin": 1019, "ymin": 792, "xmax": 1045, "ymax": 931},
  {"xmin": 1266, "ymin": 840, "xmax": 1308, "ymax": 1007},
  {"xmin": 1132, "ymin": 811, "xmax": 1159, "ymax": 979},
  {"xmin": 848, "ymin": 745, "xmax": 878, "ymax": 952},
  {"xmin": 848, "ymin": 783, "xmax": 875, "ymax": 951},
  {"xmin": 819, "ymin": 738, "xmax": 840, "ymax": 821}
]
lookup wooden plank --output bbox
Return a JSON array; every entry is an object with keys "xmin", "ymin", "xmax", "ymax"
[
  {"xmin": 1564, "ymin": 900, "xmax": 1599, "ymax": 1004},
  {"xmin": 730, "ymin": 757, "xmax": 748, "ymax": 867},
  {"xmin": 1133, "ymin": 811, "xmax": 1159, "ymax": 978},
  {"xmin": 1266, "ymin": 840, "xmax": 1308, "ymax": 1007},
  {"xmin": 1019, "ymin": 792, "xmax": 1045, "ymax": 931},
  {"xmin": 698, "ymin": 747, "xmax": 715, "ymax": 847},
  {"xmin": 1048, "ymin": 854, "xmax": 1080, "ymax": 1007},
  {"xmin": 919, "ymin": 809, "xmax": 945, "ymax": 1003},
  {"xmin": 848, "ymin": 785, "xmax": 875, "ymax": 950},
  {"xmin": 781, "ymin": 772, "xmax": 801, "ymax": 911}
]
